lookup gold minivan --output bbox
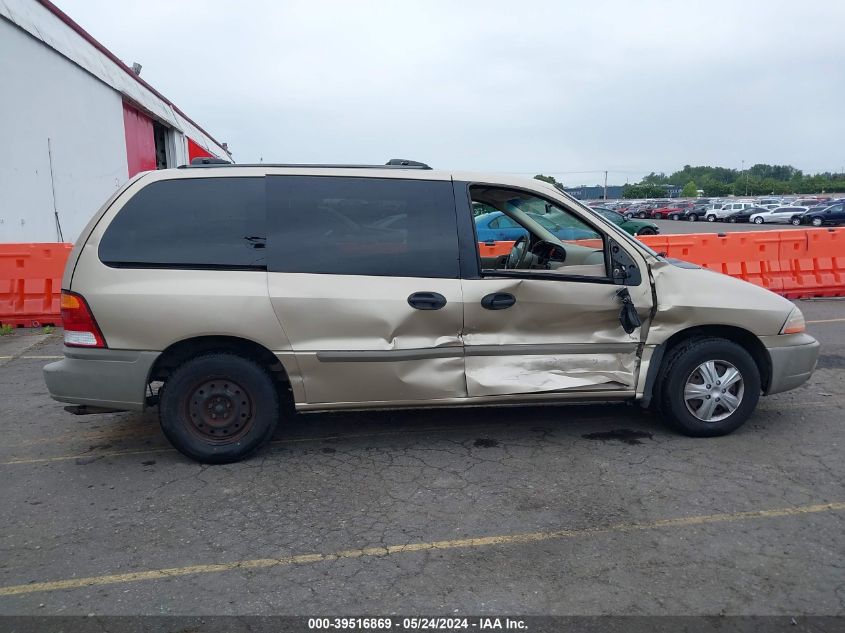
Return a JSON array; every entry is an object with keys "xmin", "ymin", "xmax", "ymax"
[{"xmin": 44, "ymin": 161, "xmax": 820, "ymax": 463}]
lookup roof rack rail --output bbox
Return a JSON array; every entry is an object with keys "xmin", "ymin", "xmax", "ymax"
[
  {"xmin": 179, "ymin": 158, "xmax": 432, "ymax": 170},
  {"xmin": 189, "ymin": 157, "xmax": 232, "ymax": 165}
]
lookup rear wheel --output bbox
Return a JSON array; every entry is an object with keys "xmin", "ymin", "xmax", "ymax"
[
  {"xmin": 670, "ymin": 214, "xmax": 680, "ymax": 221},
  {"xmin": 159, "ymin": 353, "xmax": 280, "ymax": 463},
  {"xmin": 811, "ymin": 217, "xmax": 823, "ymax": 227},
  {"xmin": 688, "ymin": 214, "xmax": 697, "ymax": 222},
  {"xmin": 637, "ymin": 227, "xmax": 657, "ymax": 236},
  {"xmin": 706, "ymin": 214, "xmax": 716, "ymax": 222},
  {"xmin": 791, "ymin": 217, "xmax": 801, "ymax": 226},
  {"xmin": 657, "ymin": 338, "xmax": 760, "ymax": 437}
]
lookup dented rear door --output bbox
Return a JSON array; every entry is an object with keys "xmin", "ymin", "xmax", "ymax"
[{"xmin": 265, "ymin": 174, "xmax": 466, "ymax": 406}]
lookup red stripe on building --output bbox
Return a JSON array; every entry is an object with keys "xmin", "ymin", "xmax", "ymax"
[
  {"xmin": 187, "ymin": 138, "xmax": 216, "ymax": 162},
  {"xmin": 122, "ymin": 102, "xmax": 156, "ymax": 177}
]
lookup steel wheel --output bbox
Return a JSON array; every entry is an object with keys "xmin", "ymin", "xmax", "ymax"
[
  {"xmin": 183, "ymin": 378, "xmax": 253, "ymax": 444},
  {"xmin": 683, "ymin": 360, "xmax": 744, "ymax": 422}
]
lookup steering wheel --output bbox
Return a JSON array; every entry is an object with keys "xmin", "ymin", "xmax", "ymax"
[{"xmin": 506, "ymin": 235, "xmax": 528, "ymax": 269}]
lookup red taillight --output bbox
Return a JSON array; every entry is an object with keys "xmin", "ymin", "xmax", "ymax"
[{"xmin": 60, "ymin": 290, "xmax": 107, "ymax": 348}]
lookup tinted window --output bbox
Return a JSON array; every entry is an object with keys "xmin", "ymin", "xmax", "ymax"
[
  {"xmin": 99, "ymin": 177, "xmax": 265, "ymax": 268},
  {"xmin": 267, "ymin": 176, "xmax": 458, "ymax": 278}
]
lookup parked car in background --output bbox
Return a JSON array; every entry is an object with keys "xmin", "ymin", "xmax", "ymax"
[
  {"xmin": 708, "ymin": 202, "xmax": 757, "ymax": 222},
  {"xmin": 475, "ymin": 211, "xmax": 596, "ymax": 242},
  {"xmin": 631, "ymin": 201, "xmax": 670, "ymax": 218},
  {"xmin": 749, "ymin": 206, "xmax": 809, "ymax": 224},
  {"xmin": 793, "ymin": 198, "xmax": 830, "ymax": 207},
  {"xmin": 796, "ymin": 200, "xmax": 845, "ymax": 226},
  {"xmin": 756, "ymin": 198, "xmax": 783, "ymax": 207},
  {"xmin": 657, "ymin": 201, "xmax": 695, "ymax": 220},
  {"xmin": 592, "ymin": 208, "xmax": 660, "ymax": 236},
  {"xmin": 724, "ymin": 206, "xmax": 769, "ymax": 223}
]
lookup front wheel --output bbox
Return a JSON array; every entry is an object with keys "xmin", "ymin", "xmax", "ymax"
[
  {"xmin": 753, "ymin": 217, "xmax": 764, "ymax": 224},
  {"xmin": 159, "ymin": 353, "xmax": 280, "ymax": 463},
  {"xmin": 791, "ymin": 217, "xmax": 802, "ymax": 226},
  {"xmin": 657, "ymin": 338, "xmax": 760, "ymax": 437}
]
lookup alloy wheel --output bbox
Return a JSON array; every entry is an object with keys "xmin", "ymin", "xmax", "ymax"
[{"xmin": 684, "ymin": 360, "xmax": 744, "ymax": 422}]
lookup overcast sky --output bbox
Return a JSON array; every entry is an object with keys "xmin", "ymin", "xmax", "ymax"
[{"xmin": 56, "ymin": 0, "xmax": 845, "ymax": 185}]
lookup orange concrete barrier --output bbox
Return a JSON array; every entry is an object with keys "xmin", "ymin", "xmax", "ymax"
[
  {"xmin": 478, "ymin": 240, "xmax": 514, "ymax": 258},
  {"xmin": 645, "ymin": 231, "xmax": 784, "ymax": 293},
  {"xmin": 0, "ymin": 243, "xmax": 72, "ymax": 327},
  {"xmin": 778, "ymin": 228, "xmax": 845, "ymax": 298}
]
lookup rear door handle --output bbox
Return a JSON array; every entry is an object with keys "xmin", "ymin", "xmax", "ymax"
[
  {"xmin": 407, "ymin": 292, "xmax": 447, "ymax": 310},
  {"xmin": 480, "ymin": 292, "xmax": 516, "ymax": 310}
]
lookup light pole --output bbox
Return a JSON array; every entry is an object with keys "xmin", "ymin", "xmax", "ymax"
[{"xmin": 742, "ymin": 159, "xmax": 749, "ymax": 196}]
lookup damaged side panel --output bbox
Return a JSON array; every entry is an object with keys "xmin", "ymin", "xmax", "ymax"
[
  {"xmin": 461, "ymin": 276, "xmax": 653, "ymax": 397},
  {"xmin": 646, "ymin": 260, "xmax": 794, "ymax": 345},
  {"xmin": 267, "ymin": 273, "xmax": 466, "ymax": 405}
]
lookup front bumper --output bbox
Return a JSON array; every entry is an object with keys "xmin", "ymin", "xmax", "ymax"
[
  {"xmin": 762, "ymin": 333, "xmax": 821, "ymax": 395},
  {"xmin": 43, "ymin": 347, "xmax": 160, "ymax": 411}
]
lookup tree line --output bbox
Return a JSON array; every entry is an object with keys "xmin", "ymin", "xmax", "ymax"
[{"xmin": 535, "ymin": 164, "xmax": 845, "ymax": 199}]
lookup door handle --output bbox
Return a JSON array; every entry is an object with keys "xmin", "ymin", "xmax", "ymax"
[
  {"xmin": 407, "ymin": 292, "xmax": 447, "ymax": 310},
  {"xmin": 480, "ymin": 292, "xmax": 516, "ymax": 310}
]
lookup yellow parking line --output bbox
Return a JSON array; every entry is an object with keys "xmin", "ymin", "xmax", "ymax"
[
  {"xmin": 21, "ymin": 355, "xmax": 64, "ymax": 359},
  {"xmin": 806, "ymin": 317, "xmax": 845, "ymax": 324},
  {"xmin": 0, "ymin": 500, "xmax": 841, "ymax": 597}
]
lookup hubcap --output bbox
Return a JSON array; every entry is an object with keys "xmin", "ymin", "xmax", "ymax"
[
  {"xmin": 184, "ymin": 378, "xmax": 253, "ymax": 443},
  {"xmin": 683, "ymin": 360, "xmax": 744, "ymax": 422}
]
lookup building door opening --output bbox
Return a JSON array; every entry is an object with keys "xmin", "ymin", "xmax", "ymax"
[{"xmin": 153, "ymin": 121, "xmax": 171, "ymax": 170}]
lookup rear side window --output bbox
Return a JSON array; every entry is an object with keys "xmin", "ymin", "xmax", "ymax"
[
  {"xmin": 266, "ymin": 176, "xmax": 459, "ymax": 278},
  {"xmin": 99, "ymin": 177, "xmax": 265, "ymax": 268}
]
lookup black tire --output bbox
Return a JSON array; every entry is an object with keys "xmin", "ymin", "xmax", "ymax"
[
  {"xmin": 638, "ymin": 212, "xmax": 647, "ymax": 219},
  {"xmin": 159, "ymin": 353, "xmax": 280, "ymax": 464},
  {"xmin": 688, "ymin": 214, "xmax": 697, "ymax": 222},
  {"xmin": 657, "ymin": 338, "xmax": 760, "ymax": 437},
  {"xmin": 811, "ymin": 217, "xmax": 823, "ymax": 227},
  {"xmin": 728, "ymin": 217, "xmax": 737, "ymax": 223},
  {"xmin": 706, "ymin": 214, "xmax": 716, "ymax": 222},
  {"xmin": 791, "ymin": 217, "xmax": 801, "ymax": 226},
  {"xmin": 753, "ymin": 217, "xmax": 764, "ymax": 224},
  {"xmin": 637, "ymin": 227, "xmax": 657, "ymax": 236}
]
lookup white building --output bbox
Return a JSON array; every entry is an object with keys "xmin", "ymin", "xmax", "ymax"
[{"xmin": 0, "ymin": 0, "xmax": 231, "ymax": 243}]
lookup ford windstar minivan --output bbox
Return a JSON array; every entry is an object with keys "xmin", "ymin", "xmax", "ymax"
[{"xmin": 44, "ymin": 160, "xmax": 820, "ymax": 463}]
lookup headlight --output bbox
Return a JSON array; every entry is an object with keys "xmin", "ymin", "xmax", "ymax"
[{"xmin": 780, "ymin": 308, "xmax": 806, "ymax": 334}]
